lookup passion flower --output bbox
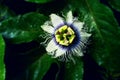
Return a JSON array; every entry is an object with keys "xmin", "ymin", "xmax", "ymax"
[{"xmin": 41, "ymin": 11, "xmax": 91, "ymax": 61}]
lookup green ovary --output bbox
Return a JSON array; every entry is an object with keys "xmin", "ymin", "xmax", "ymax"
[{"xmin": 55, "ymin": 25, "xmax": 75, "ymax": 46}]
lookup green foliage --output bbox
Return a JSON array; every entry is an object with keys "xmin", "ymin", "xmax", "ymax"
[
  {"xmin": 0, "ymin": 35, "xmax": 5, "ymax": 80},
  {"xmin": 107, "ymin": 0, "xmax": 120, "ymax": 12},
  {"xmin": 0, "ymin": 12, "xmax": 47, "ymax": 44},
  {"xmin": 63, "ymin": 58, "xmax": 83, "ymax": 80},
  {"xmin": 0, "ymin": 5, "xmax": 14, "ymax": 21},
  {"xmin": 0, "ymin": 5, "xmax": 13, "ymax": 80},
  {"xmin": 0, "ymin": 0, "xmax": 120, "ymax": 80},
  {"xmin": 68, "ymin": 0, "xmax": 120, "ymax": 74},
  {"xmin": 25, "ymin": 0, "xmax": 54, "ymax": 3},
  {"xmin": 26, "ymin": 54, "xmax": 55, "ymax": 80}
]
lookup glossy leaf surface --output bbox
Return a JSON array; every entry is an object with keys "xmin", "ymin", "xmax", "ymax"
[
  {"xmin": 63, "ymin": 58, "xmax": 83, "ymax": 80},
  {"xmin": 0, "ymin": 35, "xmax": 5, "ymax": 80},
  {"xmin": 68, "ymin": 0, "xmax": 120, "ymax": 74},
  {"xmin": 0, "ymin": 12, "xmax": 47, "ymax": 44},
  {"xmin": 26, "ymin": 54, "xmax": 55, "ymax": 80}
]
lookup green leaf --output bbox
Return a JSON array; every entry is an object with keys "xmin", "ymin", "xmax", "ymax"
[
  {"xmin": 25, "ymin": 0, "xmax": 54, "ymax": 3},
  {"xmin": 4, "ymin": 40, "xmax": 55, "ymax": 80},
  {"xmin": 0, "ymin": 5, "xmax": 14, "ymax": 21},
  {"xmin": 64, "ymin": 59, "xmax": 83, "ymax": 80},
  {"xmin": 57, "ymin": 58, "xmax": 83, "ymax": 80},
  {"xmin": 27, "ymin": 54, "xmax": 55, "ymax": 80},
  {"xmin": 106, "ymin": 0, "xmax": 120, "ymax": 12},
  {"xmin": 0, "ymin": 35, "xmax": 5, "ymax": 80},
  {"xmin": 68, "ymin": 0, "xmax": 120, "ymax": 74},
  {"xmin": 0, "ymin": 12, "xmax": 47, "ymax": 44}
]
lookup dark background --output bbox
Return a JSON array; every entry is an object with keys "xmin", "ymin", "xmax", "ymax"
[{"xmin": 1, "ymin": 0, "xmax": 120, "ymax": 80}]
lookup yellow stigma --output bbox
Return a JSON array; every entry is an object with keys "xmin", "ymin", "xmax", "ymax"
[{"xmin": 55, "ymin": 25, "xmax": 75, "ymax": 46}]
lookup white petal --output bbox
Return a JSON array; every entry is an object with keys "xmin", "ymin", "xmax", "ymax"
[
  {"xmin": 73, "ymin": 21, "xmax": 84, "ymax": 31},
  {"xmin": 41, "ymin": 25, "xmax": 54, "ymax": 33},
  {"xmin": 46, "ymin": 39, "xmax": 58, "ymax": 52},
  {"xmin": 50, "ymin": 14, "xmax": 64, "ymax": 27},
  {"xmin": 66, "ymin": 11, "xmax": 73, "ymax": 24},
  {"xmin": 80, "ymin": 32, "xmax": 91, "ymax": 42},
  {"xmin": 55, "ymin": 48, "xmax": 66, "ymax": 57}
]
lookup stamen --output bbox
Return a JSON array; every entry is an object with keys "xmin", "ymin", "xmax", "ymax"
[{"xmin": 55, "ymin": 25, "xmax": 76, "ymax": 46}]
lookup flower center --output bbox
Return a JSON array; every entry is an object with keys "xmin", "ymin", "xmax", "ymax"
[{"xmin": 55, "ymin": 25, "xmax": 76, "ymax": 46}]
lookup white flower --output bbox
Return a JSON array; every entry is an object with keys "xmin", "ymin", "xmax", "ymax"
[{"xmin": 41, "ymin": 11, "xmax": 91, "ymax": 61}]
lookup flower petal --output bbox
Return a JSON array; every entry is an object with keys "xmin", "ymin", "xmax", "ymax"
[
  {"xmin": 50, "ymin": 14, "xmax": 64, "ymax": 27},
  {"xmin": 46, "ymin": 39, "xmax": 58, "ymax": 52},
  {"xmin": 73, "ymin": 21, "xmax": 84, "ymax": 31},
  {"xmin": 41, "ymin": 25, "xmax": 54, "ymax": 33},
  {"xmin": 66, "ymin": 11, "xmax": 73, "ymax": 24},
  {"xmin": 55, "ymin": 48, "xmax": 66, "ymax": 57}
]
